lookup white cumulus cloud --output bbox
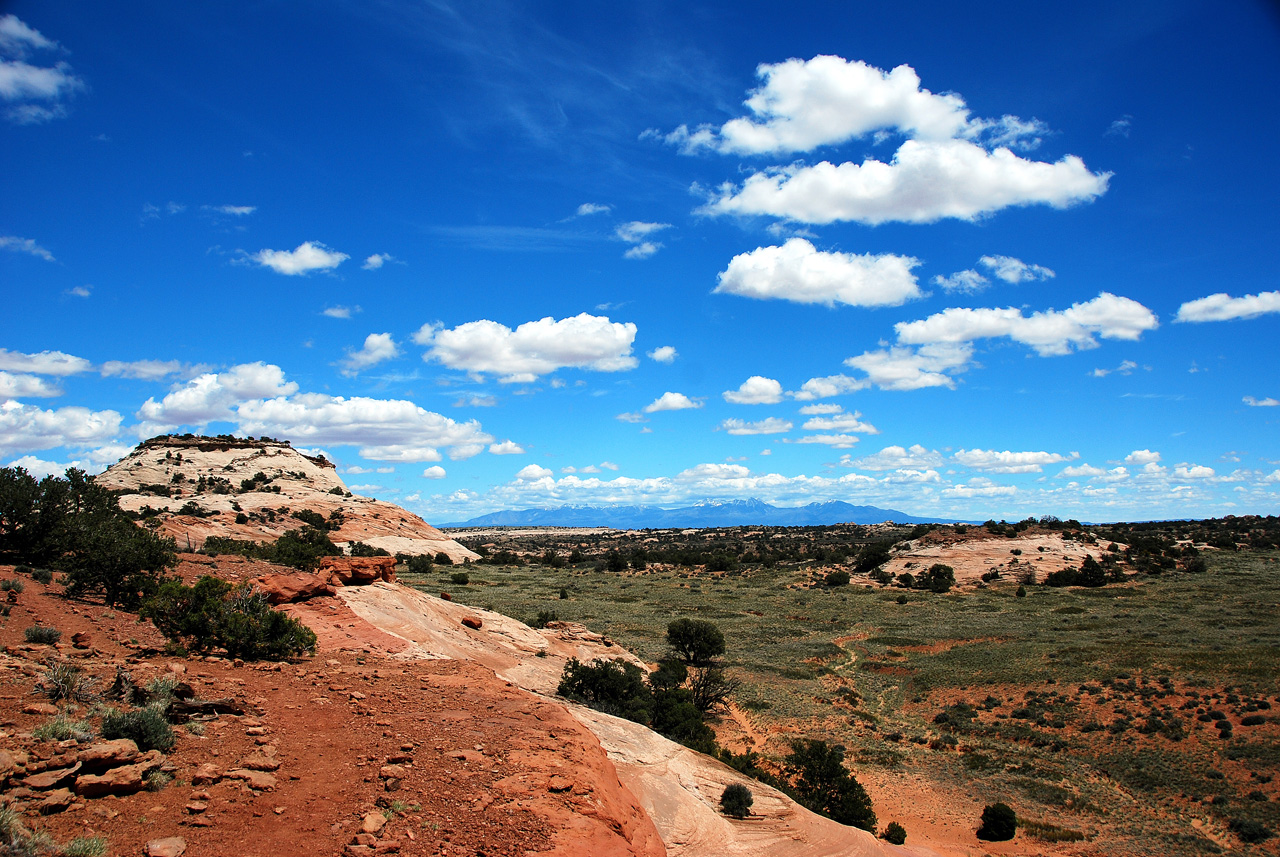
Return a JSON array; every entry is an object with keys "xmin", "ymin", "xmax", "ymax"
[
  {"xmin": 136, "ymin": 362, "xmax": 298, "ymax": 430},
  {"xmin": 415, "ymin": 314, "xmax": 638, "ymax": 383},
  {"xmin": 932, "ymin": 270, "xmax": 989, "ymax": 293},
  {"xmin": 0, "ymin": 371, "xmax": 61, "ymax": 398},
  {"xmin": 1124, "ymin": 449, "xmax": 1161, "ymax": 465},
  {"xmin": 723, "ymin": 376, "xmax": 784, "ymax": 405},
  {"xmin": 1244, "ymin": 396, "xmax": 1279, "ymax": 407},
  {"xmin": 1175, "ymin": 290, "xmax": 1280, "ymax": 323},
  {"xmin": 648, "ymin": 346, "xmax": 678, "ymax": 363},
  {"xmin": 340, "ymin": 333, "xmax": 400, "ymax": 375},
  {"xmin": 0, "ymin": 400, "xmax": 122, "ymax": 458},
  {"xmin": 422, "ymin": 466, "xmax": 447, "ymax": 479},
  {"xmin": 894, "ymin": 293, "xmax": 1158, "ymax": 357},
  {"xmin": 665, "ymin": 56, "xmax": 973, "ymax": 154},
  {"xmin": 644, "ymin": 392, "xmax": 701, "ymax": 413},
  {"xmin": 616, "ymin": 221, "xmax": 671, "ymax": 259},
  {"xmin": 236, "ymin": 393, "xmax": 492, "ymax": 462},
  {"xmin": 702, "ymin": 140, "xmax": 1110, "ymax": 226},
  {"xmin": 251, "ymin": 241, "xmax": 348, "ymax": 275},
  {"xmin": 715, "ymin": 238, "xmax": 921, "ymax": 308},
  {"xmin": 362, "ymin": 253, "xmax": 394, "ymax": 270},
  {"xmin": 488, "ymin": 440, "xmax": 525, "ymax": 455}
]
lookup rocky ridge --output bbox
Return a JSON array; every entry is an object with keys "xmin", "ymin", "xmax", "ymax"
[{"xmin": 94, "ymin": 436, "xmax": 477, "ymax": 563}]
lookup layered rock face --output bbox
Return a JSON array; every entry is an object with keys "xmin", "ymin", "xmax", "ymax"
[{"xmin": 95, "ymin": 436, "xmax": 477, "ymax": 563}]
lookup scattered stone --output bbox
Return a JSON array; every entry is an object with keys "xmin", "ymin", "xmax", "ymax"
[
  {"xmin": 145, "ymin": 837, "xmax": 187, "ymax": 857},
  {"xmin": 185, "ymin": 802, "xmax": 208, "ymax": 814},
  {"xmin": 38, "ymin": 787, "xmax": 75, "ymax": 814},
  {"xmin": 22, "ymin": 702, "xmax": 58, "ymax": 716},
  {"xmin": 71, "ymin": 632, "xmax": 91, "ymax": 649},
  {"xmin": 360, "ymin": 811, "xmax": 387, "ymax": 835},
  {"xmin": 190, "ymin": 763, "xmax": 222, "ymax": 786},
  {"xmin": 226, "ymin": 768, "xmax": 277, "ymax": 791},
  {"xmin": 378, "ymin": 764, "xmax": 406, "ymax": 780},
  {"xmin": 461, "ymin": 616, "xmax": 482, "ymax": 630},
  {"xmin": 240, "ymin": 751, "xmax": 280, "ymax": 772},
  {"xmin": 351, "ymin": 833, "xmax": 378, "ymax": 846},
  {"xmin": 24, "ymin": 762, "xmax": 80, "ymax": 790},
  {"xmin": 547, "ymin": 775, "xmax": 573, "ymax": 793}
]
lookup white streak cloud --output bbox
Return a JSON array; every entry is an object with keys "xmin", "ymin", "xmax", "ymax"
[
  {"xmin": 979, "ymin": 254, "xmax": 1055, "ymax": 283},
  {"xmin": 953, "ymin": 448, "xmax": 1077, "ymax": 474},
  {"xmin": 719, "ymin": 417, "xmax": 792, "ymax": 435},
  {"xmin": 0, "ymin": 348, "xmax": 91, "ymax": 376},
  {"xmin": 1175, "ymin": 290, "xmax": 1280, "ymax": 323},
  {"xmin": 0, "ymin": 235, "xmax": 55, "ymax": 261}
]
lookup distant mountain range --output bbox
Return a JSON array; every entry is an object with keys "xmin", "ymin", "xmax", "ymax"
[{"xmin": 440, "ymin": 498, "xmax": 974, "ymax": 529}]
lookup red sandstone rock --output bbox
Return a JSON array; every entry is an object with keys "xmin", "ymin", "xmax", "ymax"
[
  {"xmin": 77, "ymin": 739, "xmax": 139, "ymax": 770},
  {"xmin": 251, "ymin": 571, "xmax": 339, "ymax": 605},
  {"xmin": 318, "ymin": 556, "xmax": 397, "ymax": 585},
  {"xmin": 461, "ymin": 616, "xmax": 482, "ymax": 630}
]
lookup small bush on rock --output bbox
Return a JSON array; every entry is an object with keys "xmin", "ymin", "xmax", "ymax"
[
  {"xmin": 720, "ymin": 783, "xmax": 753, "ymax": 818},
  {"xmin": 882, "ymin": 822, "xmax": 907, "ymax": 844},
  {"xmin": 100, "ymin": 704, "xmax": 174, "ymax": 752}
]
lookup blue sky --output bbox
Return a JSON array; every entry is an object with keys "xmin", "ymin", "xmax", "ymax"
[{"xmin": 2, "ymin": 0, "xmax": 1278, "ymax": 523}]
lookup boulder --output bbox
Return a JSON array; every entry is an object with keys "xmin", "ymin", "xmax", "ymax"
[
  {"xmin": 24, "ymin": 762, "xmax": 80, "ymax": 791},
  {"xmin": 71, "ymin": 632, "xmax": 92, "ymax": 649},
  {"xmin": 77, "ymin": 739, "xmax": 139, "ymax": 770},
  {"xmin": 318, "ymin": 556, "xmax": 397, "ymax": 585},
  {"xmin": 251, "ymin": 571, "xmax": 338, "ymax": 605},
  {"xmin": 461, "ymin": 616, "xmax": 483, "ymax": 630},
  {"xmin": 74, "ymin": 751, "xmax": 164, "ymax": 798}
]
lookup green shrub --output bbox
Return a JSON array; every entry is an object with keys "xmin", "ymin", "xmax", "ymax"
[
  {"xmin": 825, "ymin": 570, "xmax": 850, "ymax": 587},
  {"xmin": 531, "ymin": 610, "xmax": 558, "ymax": 629},
  {"xmin": 1230, "ymin": 817, "xmax": 1273, "ymax": 843},
  {"xmin": 0, "ymin": 578, "xmax": 24, "ymax": 593},
  {"xmin": 35, "ymin": 660, "xmax": 96, "ymax": 703},
  {"xmin": 30, "ymin": 568, "xmax": 52, "ymax": 584},
  {"xmin": 100, "ymin": 705, "xmax": 174, "ymax": 752},
  {"xmin": 24, "ymin": 625, "xmax": 60, "ymax": 644},
  {"xmin": 61, "ymin": 836, "xmax": 109, "ymax": 857},
  {"xmin": 33, "ymin": 713, "xmax": 91, "ymax": 742},
  {"xmin": 923, "ymin": 564, "xmax": 954, "ymax": 593},
  {"xmin": 140, "ymin": 576, "xmax": 317, "ymax": 660},
  {"xmin": 557, "ymin": 658, "xmax": 652, "ymax": 723},
  {"xmin": 667, "ymin": 618, "xmax": 725, "ymax": 665},
  {"xmin": 976, "ymin": 802, "xmax": 1017, "ymax": 841},
  {"xmin": 784, "ymin": 739, "xmax": 876, "ymax": 831},
  {"xmin": 720, "ymin": 783, "xmax": 753, "ymax": 818},
  {"xmin": 882, "ymin": 822, "xmax": 907, "ymax": 844},
  {"xmin": 348, "ymin": 541, "xmax": 391, "ymax": 557},
  {"xmin": 449, "ymin": 571, "xmax": 470, "ymax": 585},
  {"xmin": 403, "ymin": 554, "xmax": 433, "ymax": 574},
  {"xmin": 435, "ymin": 552, "xmax": 454, "ymax": 566}
]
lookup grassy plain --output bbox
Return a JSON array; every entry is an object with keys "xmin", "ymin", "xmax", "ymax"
[{"xmin": 401, "ymin": 535, "xmax": 1280, "ymax": 856}]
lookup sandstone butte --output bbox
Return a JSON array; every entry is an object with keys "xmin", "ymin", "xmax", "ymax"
[{"xmin": 94, "ymin": 435, "xmax": 478, "ymax": 563}]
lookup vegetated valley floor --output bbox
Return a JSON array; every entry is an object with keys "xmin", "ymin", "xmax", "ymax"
[{"xmin": 422, "ymin": 523, "xmax": 1280, "ymax": 857}]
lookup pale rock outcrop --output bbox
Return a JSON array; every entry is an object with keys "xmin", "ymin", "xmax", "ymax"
[{"xmin": 95, "ymin": 436, "xmax": 476, "ymax": 562}]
